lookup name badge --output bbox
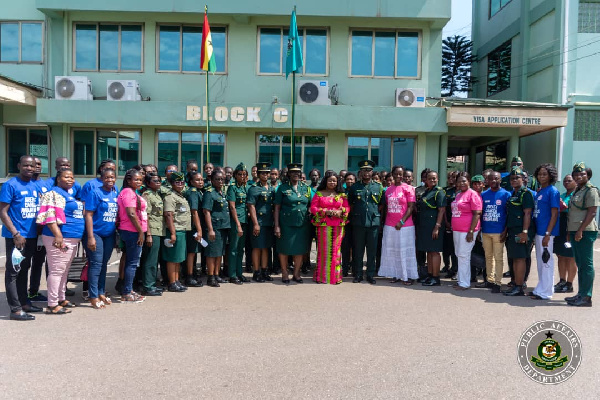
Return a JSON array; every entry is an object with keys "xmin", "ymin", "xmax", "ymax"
[
  {"xmin": 20, "ymin": 190, "xmax": 28, "ymax": 195},
  {"xmin": 180, "ymin": 206, "xmax": 187, "ymax": 212}
]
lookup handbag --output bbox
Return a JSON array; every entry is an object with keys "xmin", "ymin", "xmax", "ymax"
[{"xmin": 80, "ymin": 260, "xmax": 89, "ymax": 281}]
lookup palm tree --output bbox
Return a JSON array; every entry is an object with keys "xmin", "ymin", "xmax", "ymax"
[{"xmin": 442, "ymin": 35, "xmax": 477, "ymax": 97}]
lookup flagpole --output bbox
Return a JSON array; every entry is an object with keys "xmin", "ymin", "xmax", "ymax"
[
  {"xmin": 205, "ymin": 5, "xmax": 210, "ymax": 164},
  {"xmin": 291, "ymin": 71, "xmax": 296, "ymax": 163}
]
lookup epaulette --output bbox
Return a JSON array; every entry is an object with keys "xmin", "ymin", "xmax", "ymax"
[{"xmin": 206, "ymin": 187, "xmax": 214, "ymax": 192}]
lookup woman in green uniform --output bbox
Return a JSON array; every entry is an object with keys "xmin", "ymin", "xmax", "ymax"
[
  {"xmin": 503, "ymin": 167, "xmax": 535, "ymax": 296},
  {"xmin": 184, "ymin": 171, "xmax": 204, "ymax": 287},
  {"xmin": 163, "ymin": 172, "xmax": 192, "ymax": 292},
  {"xmin": 202, "ymin": 170, "xmax": 231, "ymax": 287},
  {"xmin": 227, "ymin": 163, "xmax": 249, "ymax": 285},
  {"xmin": 139, "ymin": 173, "xmax": 164, "ymax": 296},
  {"xmin": 274, "ymin": 163, "xmax": 312, "ymax": 284},
  {"xmin": 416, "ymin": 170, "xmax": 446, "ymax": 286},
  {"xmin": 443, "ymin": 171, "xmax": 458, "ymax": 277},
  {"xmin": 566, "ymin": 162, "xmax": 599, "ymax": 307},
  {"xmin": 247, "ymin": 162, "xmax": 275, "ymax": 282}
]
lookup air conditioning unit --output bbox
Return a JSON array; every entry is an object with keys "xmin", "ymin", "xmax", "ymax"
[
  {"xmin": 297, "ymin": 80, "xmax": 330, "ymax": 105},
  {"xmin": 107, "ymin": 80, "xmax": 141, "ymax": 101},
  {"xmin": 395, "ymin": 88, "xmax": 426, "ymax": 108},
  {"xmin": 55, "ymin": 76, "xmax": 93, "ymax": 100}
]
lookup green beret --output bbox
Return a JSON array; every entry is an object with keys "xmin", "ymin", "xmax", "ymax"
[
  {"xmin": 358, "ymin": 159, "xmax": 376, "ymax": 170},
  {"xmin": 471, "ymin": 175, "xmax": 484, "ymax": 182},
  {"xmin": 509, "ymin": 166, "xmax": 524, "ymax": 177},
  {"xmin": 234, "ymin": 162, "xmax": 247, "ymax": 173},
  {"xmin": 572, "ymin": 161, "xmax": 586, "ymax": 173},
  {"xmin": 168, "ymin": 171, "xmax": 185, "ymax": 182},
  {"xmin": 511, "ymin": 156, "xmax": 523, "ymax": 164}
]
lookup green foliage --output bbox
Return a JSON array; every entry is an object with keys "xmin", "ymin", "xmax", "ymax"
[{"xmin": 441, "ymin": 35, "xmax": 477, "ymax": 97}]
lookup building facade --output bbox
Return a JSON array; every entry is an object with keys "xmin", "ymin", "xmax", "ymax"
[{"xmin": 1, "ymin": 0, "xmax": 567, "ymax": 184}]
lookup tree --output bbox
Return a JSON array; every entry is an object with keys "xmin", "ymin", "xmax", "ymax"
[{"xmin": 441, "ymin": 35, "xmax": 477, "ymax": 97}]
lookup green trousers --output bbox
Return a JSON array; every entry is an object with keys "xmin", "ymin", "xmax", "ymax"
[
  {"xmin": 228, "ymin": 223, "xmax": 247, "ymax": 278},
  {"xmin": 570, "ymin": 231, "xmax": 598, "ymax": 297},
  {"xmin": 140, "ymin": 235, "xmax": 161, "ymax": 291},
  {"xmin": 352, "ymin": 225, "xmax": 379, "ymax": 279}
]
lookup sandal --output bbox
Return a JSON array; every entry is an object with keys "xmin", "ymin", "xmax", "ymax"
[
  {"xmin": 46, "ymin": 305, "xmax": 71, "ymax": 314},
  {"xmin": 58, "ymin": 300, "xmax": 76, "ymax": 308},
  {"xmin": 402, "ymin": 279, "xmax": 414, "ymax": 286},
  {"xmin": 99, "ymin": 294, "xmax": 112, "ymax": 305},
  {"xmin": 90, "ymin": 298, "xmax": 106, "ymax": 309},
  {"xmin": 121, "ymin": 294, "xmax": 143, "ymax": 303}
]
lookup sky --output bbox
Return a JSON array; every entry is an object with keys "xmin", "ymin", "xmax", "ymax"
[{"xmin": 442, "ymin": 0, "xmax": 473, "ymax": 39}]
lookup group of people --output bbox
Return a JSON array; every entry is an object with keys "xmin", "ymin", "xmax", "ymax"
[{"xmin": 2, "ymin": 153, "xmax": 597, "ymax": 321}]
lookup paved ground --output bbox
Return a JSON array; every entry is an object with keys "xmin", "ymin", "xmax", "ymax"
[{"xmin": 1, "ymin": 242, "xmax": 600, "ymax": 399}]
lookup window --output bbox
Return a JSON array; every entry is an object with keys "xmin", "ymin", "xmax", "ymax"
[
  {"xmin": 574, "ymin": 110, "xmax": 600, "ymax": 141},
  {"xmin": 347, "ymin": 136, "xmax": 415, "ymax": 172},
  {"xmin": 258, "ymin": 27, "xmax": 328, "ymax": 75},
  {"xmin": 257, "ymin": 134, "xmax": 326, "ymax": 174},
  {"xmin": 157, "ymin": 25, "xmax": 226, "ymax": 73},
  {"xmin": 579, "ymin": 2, "xmax": 600, "ymax": 33},
  {"xmin": 0, "ymin": 21, "xmax": 43, "ymax": 63},
  {"xmin": 72, "ymin": 129, "xmax": 141, "ymax": 176},
  {"xmin": 350, "ymin": 30, "xmax": 420, "ymax": 78},
  {"xmin": 487, "ymin": 41, "xmax": 511, "ymax": 96},
  {"xmin": 6, "ymin": 127, "xmax": 49, "ymax": 174},
  {"xmin": 74, "ymin": 23, "xmax": 143, "ymax": 71},
  {"xmin": 490, "ymin": 0, "xmax": 512, "ymax": 18},
  {"xmin": 156, "ymin": 131, "xmax": 226, "ymax": 173}
]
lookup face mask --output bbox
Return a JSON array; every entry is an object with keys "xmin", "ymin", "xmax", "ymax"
[
  {"xmin": 542, "ymin": 248, "xmax": 551, "ymax": 264},
  {"xmin": 12, "ymin": 248, "xmax": 25, "ymax": 272}
]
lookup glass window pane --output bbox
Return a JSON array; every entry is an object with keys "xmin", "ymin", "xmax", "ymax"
[
  {"xmin": 397, "ymin": 32, "xmax": 419, "ymax": 77},
  {"xmin": 97, "ymin": 130, "xmax": 118, "ymax": 174},
  {"xmin": 281, "ymin": 136, "xmax": 302, "ymax": 168},
  {"xmin": 99, "ymin": 25, "xmax": 118, "ymax": 70},
  {"xmin": 73, "ymin": 130, "xmax": 95, "ymax": 175},
  {"xmin": 305, "ymin": 29, "xmax": 327, "ymax": 75},
  {"xmin": 159, "ymin": 25, "xmax": 181, "ymax": 71},
  {"xmin": 375, "ymin": 138, "xmax": 393, "ymax": 169},
  {"xmin": 118, "ymin": 131, "xmax": 140, "ymax": 175},
  {"xmin": 29, "ymin": 129, "xmax": 49, "ymax": 174},
  {"xmin": 7, "ymin": 128, "xmax": 27, "ymax": 174},
  {"xmin": 212, "ymin": 27, "xmax": 226, "ymax": 72},
  {"xmin": 21, "ymin": 23, "xmax": 42, "ymax": 62},
  {"xmin": 120, "ymin": 25, "xmax": 142, "ymax": 71},
  {"xmin": 347, "ymin": 137, "xmax": 369, "ymax": 171},
  {"xmin": 75, "ymin": 24, "xmax": 97, "ymax": 70},
  {"xmin": 392, "ymin": 138, "xmax": 415, "ymax": 172},
  {"xmin": 207, "ymin": 133, "xmax": 225, "ymax": 167},
  {"xmin": 490, "ymin": 0, "xmax": 501, "ymax": 16},
  {"xmin": 351, "ymin": 31, "xmax": 372, "ymax": 76},
  {"xmin": 182, "ymin": 26, "xmax": 202, "ymax": 72},
  {"xmin": 1, "ymin": 23, "xmax": 19, "ymax": 62},
  {"xmin": 258, "ymin": 135, "xmax": 281, "ymax": 169},
  {"xmin": 182, "ymin": 132, "xmax": 203, "ymax": 170},
  {"xmin": 374, "ymin": 32, "xmax": 395, "ymax": 77},
  {"xmin": 259, "ymin": 28, "xmax": 282, "ymax": 73},
  {"xmin": 303, "ymin": 136, "xmax": 326, "ymax": 175},
  {"xmin": 282, "ymin": 28, "xmax": 292, "ymax": 74},
  {"xmin": 157, "ymin": 131, "xmax": 180, "ymax": 174}
]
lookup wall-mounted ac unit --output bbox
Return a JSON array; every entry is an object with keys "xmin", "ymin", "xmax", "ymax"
[
  {"xmin": 55, "ymin": 76, "xmax": 93, "ymax": 100},
  {"xmin": 107, "ymin": 80, "xmax": 141, "ymax": 101},
  {"xmin": 297, "ymin": 80, "xmax": 330, "ymax": 105},
  {"xmin": 395, "ymin": 88, "xmax": 426, "ymax": 108}
]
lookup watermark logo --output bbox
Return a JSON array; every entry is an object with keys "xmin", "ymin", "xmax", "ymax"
[{"xmin": 518, "ymin": 320, "xmax": 582, "ymax": 385}]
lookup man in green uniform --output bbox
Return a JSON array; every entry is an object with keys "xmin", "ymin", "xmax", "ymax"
[
  {"xmin": 226, "ymin": 163, "xmax": 249, "ymax": 284},
  {"xmin": 348, "ymin": 160, "xmax": 384, "ymax": 284},
  {"xmin": 501, "ymin": 156, "xmax": 538, "ymax": 191}
]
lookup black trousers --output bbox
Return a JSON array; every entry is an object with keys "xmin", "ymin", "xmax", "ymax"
[
  {"xmin": 341, "ymin": 224, "xmax": 353, "ymax": 274},
  {"xmin": 29, "ymin": 240, "xmax": 47, "ymax": 295},
  {"xmin": 443, "ymin": 230, "xmax": 458, "ymax": 272},
  {"xmin": 5, "ymin": 238, "xmax": 37, "ymax": 313}
]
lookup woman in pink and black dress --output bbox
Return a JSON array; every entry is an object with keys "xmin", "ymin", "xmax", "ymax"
[{"xmin": 310, "ymin": 171, "xmax": 349, "ymax": 284}]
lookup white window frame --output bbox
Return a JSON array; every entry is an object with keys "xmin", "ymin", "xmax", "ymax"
[
  {"xmin": 0, "ymin": 20, "xmax": 44, "ymax": 64},
  {"xmin": 72, "ymin": 22, "xmax": 144, "ymax": 72},
  {"xmin": 348, "ymin": 29, "xmax": 422, "ymax": 79},
  {"xmin": 344, "ymin": 134, "xmax": 417, "ymax": 170},
  {"xmin": 154, "ymin": 130, "xmax": 228, "ymax": 168},
  {"xmin": 155, "ymin": 23, "xmax": 228, "ymax": 74},
  {"xmin": 5, "ymin": 125, "xmax": 50, "ymax": 175},
  {"xmin": 255, "ymin": 133, "xmax": 328, "ymax": 170},
  {"xmin": 256, "ymin": 26, "xmax": 330, "ymax": 76},
  {"xmin": 70, "ymin": 128, "xmax": 142, "ymax": 177}
]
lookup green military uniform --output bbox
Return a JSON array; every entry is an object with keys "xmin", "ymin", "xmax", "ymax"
[
  {"xmin": 227, "ymin": 163, "xmax": 249, "ymax": 279},
  {"xmin": 140, "ymin": 189, "xmax": 164, "ymax": 292},
  {"xmin": 163, "ymin": 189, "xmax": 192, "ymax": 263},
  {"xmin": 416, "ymin": 186, "xmax": 446, "ymax": 252},
  {"xmin": 247, "ymin": 181, "xmax": 275, "ymax": 249},
  {"xmin": 160, "ymin": 179, "xmax": 173, "ymax": 197},
  {"xmin": 185, "ymin": 187, "xmax": 204, "ymax": 253},
  {"xmin": 274, "ymin": 174, "xmax": 312, "ymax": 256},
  {"xmin": 506, "ymin": 185, "xmax": 535, "ymax": 260},
  {"xmin": 500, "ymin": 156, "xmax": 538, "ymax": 191},
  {"xmin": 567, "ymin": 162, "xmax": 600, "ymax": 301},
  {"xmin": 202, "ymin": 186, "xmax": 231, "ymax": 257},
  {"xmin": 347, "ymin": 160, "xmax": 383, "ymax": 281}
]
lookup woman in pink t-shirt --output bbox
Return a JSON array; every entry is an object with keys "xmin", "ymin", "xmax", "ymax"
[
  {"xmin": 379, "ymin": 166, "xmax": 418, "ymax": 284},
  {"xmin": 451, "ymin": 172, "xmax": 483, "ymax": 289},
  {"xmin": 116, "ymin": 169, "xmax": 148, "ymax": 303}
]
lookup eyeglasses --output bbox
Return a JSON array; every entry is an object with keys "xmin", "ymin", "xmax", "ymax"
[{"xmin": 167, "ymin": 169, "xmax": 176, "ymax": 173}]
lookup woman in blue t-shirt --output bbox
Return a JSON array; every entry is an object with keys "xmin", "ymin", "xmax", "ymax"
[
  {"xmin": 36, "ymin": 168, "xmax": 85, "ymax": 314},
  {"xmin": 83, "ymin": 168, "xmax": 118, "ymax": 309},
  {"xmin": 530, "ymin": 163, "xmax": 560, "ymax": 300}
]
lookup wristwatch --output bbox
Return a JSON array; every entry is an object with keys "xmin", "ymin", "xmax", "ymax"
[
  {"xmin": 469, "ymin": 230, "xmax": 474, "ymax": 234},
  {"xmin": 545, "ymin": 231, "xmax": 550, "ymax": 236},
  {"xmin": 522, "ymin": 229, "xmax": 528, "ymax": 233}
]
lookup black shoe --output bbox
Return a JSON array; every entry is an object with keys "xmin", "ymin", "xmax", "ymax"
[
  {"xmin": 353, "ymin": 276, "xmax": 362, "ymax": 283},
  {"xmin": 503, "ymin": 271, "xmax": 511, "ymax": 278},
  {"xmin": 281, "ymin": 278, "xmax": 290, "ymax": 284},
  {"xmin": 239, "ymin": 275, "xmax": 250, "ymax": 283},
  {"xmin": 207, "ymin": 276, "xmax": 220, "ymax": 288},
  {"xmin": 215, "ymin": 276, "xmax": 225, "ymax": 284},
  {"xmin": 343, "ymin": 271, "xmax": 349, "ymax": 277},
  {"xmin": 567, "ymin": 296, "xmax": 592, "ymax": 307},
  {"xmin": 422, "ymin": 277, "xmax": 441, "ymax": 286},
  {"xmin": 417, "ymin": 275, "xmax": 431, "ymax": 283},
  {"xmin": 65, "ymin": 288, "xmax": 75, "ymax": 297},
  {"xmin": 441, "ymin": 265, "xmax": 449, "ymax": 273},
  {"xmin": 154, "ymin": 286, "xmax": 164, "ymax": 293},
  {"xmin": 491, "ymin": 284, "xmax": 501, "ymax": 294},
  {"xmin": 229, "ymin": 277, "xmax": 243, "ymax": 285},
  {"xmin": 565, "ymin": 294, "xmax": 580, "ymax": 302},
  {"xmin": 168, "ymin": 283, "xmax": 185, "ymax": 292},
  {"xmin": 556, "ymin": 283, "xmax": 573, "ymax": 293},
  {"xmin": 503, "ymin": 285, "xmax": 524, "ymax": 296},
  {"xmin": 22, "ymin": 304, "xmax": 43, "ymax": 313},
  {"xmin": 175, "ymin": 281, "xmax": 188, "ymax": 291},
  {"xmin": 292, "ymin": 276, "xmax": 304, "ymax": 283},
  {"xmin": 114, "ymin": 279, "xmax": 123, "ymax": 294},
  {"xmin": 252, "ymin": 271, "xmax": 265, "ymax": 283},
  {"xmin": 244, "ymin": 266, "xmax": 252, "ymax": 273},
  {"xmin": 445, "ymin": 272, "xmax": 456, "ymax": 279},
  {"xmin": 554, "ymin": 279, "xmax": 566, "ymax": 291},
  {"xmin": 185, "ymin": 278, "xmax": 204, "ymax": 288},
  {"xmin": 366, "ymin": 277, "xmax": 376, "ymax": 285},
  {"xmin": 261, "ymin": 270, "xmax": 274, "ymax": 281},
  {"xmin": 10, "ymin": 311, "xmax": 35, "ymax": 321},
  {"xmin": 142, "ymin": 288, "xmax": 163, "ymax": 296}
]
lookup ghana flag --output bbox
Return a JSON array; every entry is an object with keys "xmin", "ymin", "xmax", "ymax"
[{"xmin": 201, "ymin": 10, "xmax": 216, "ymax": 72}]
